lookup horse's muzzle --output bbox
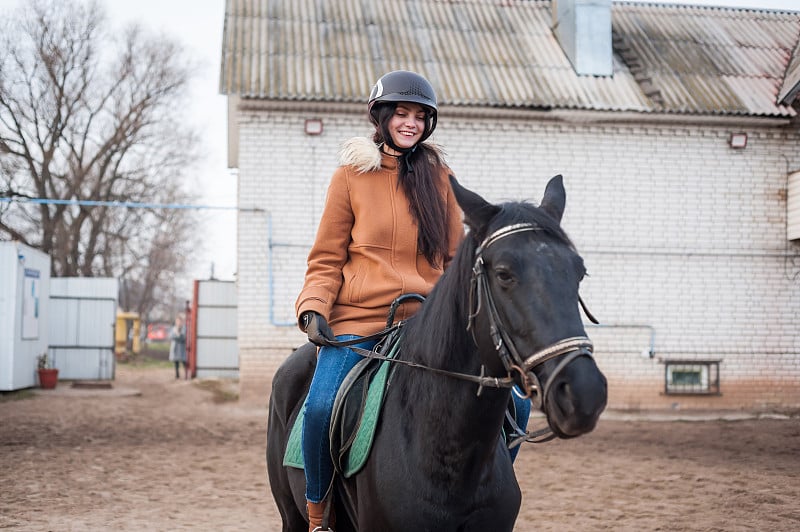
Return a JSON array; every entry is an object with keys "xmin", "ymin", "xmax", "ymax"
[{"xmin": 543, "ymin": 355, "xmax": 608, "ymax": 438}]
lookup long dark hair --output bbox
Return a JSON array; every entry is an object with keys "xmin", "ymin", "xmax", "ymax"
[{"xmin": 372, "ymin": 104, "xmax": 450, "ymax": 268}]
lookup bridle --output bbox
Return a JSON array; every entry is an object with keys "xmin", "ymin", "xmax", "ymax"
[
  {"xmin": 467, "ymin": 222, "xmax": 595, "ymax": 413},
  {"xmin": 323, "ymin": 221, "xmax": 596, "ymax": 444},
  {"xmin": 329, "ymin": 221, "xmax": 595, "ymax": 407}
]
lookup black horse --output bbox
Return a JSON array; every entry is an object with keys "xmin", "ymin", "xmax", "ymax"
[{"xmin": 267, "ymin": 175, "xmax": 608, "ymax": 531}]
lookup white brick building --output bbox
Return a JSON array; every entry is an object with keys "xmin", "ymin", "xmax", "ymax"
[{"xmin": 220, "ymin": 0, "xmax": 800, "ymax": 410}]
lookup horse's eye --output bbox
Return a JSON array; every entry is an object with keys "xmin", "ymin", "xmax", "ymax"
[{"xmin": 494, "ymin": 267, "xmax": 514, "ymax": 285}]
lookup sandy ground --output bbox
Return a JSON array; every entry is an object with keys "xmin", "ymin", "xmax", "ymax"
[{"xmin": 1, "ymin": 363, "xmax": 798, "ymax": 531}]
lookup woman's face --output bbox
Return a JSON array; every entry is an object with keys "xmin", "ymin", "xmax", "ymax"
[{"xmin": 385, "ymin": 102, "xmax": 426, "ymax": 153}]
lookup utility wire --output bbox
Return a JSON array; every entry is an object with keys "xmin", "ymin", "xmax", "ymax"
[{"xmin": 0, "ymin": 195, "xmax": 262, "ymax": 211}]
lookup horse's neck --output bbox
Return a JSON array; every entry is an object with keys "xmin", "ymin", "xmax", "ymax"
[
  {"xmin": 391, "ymin": 274, "xmax": 510, "ymax": 465},
  {"xmin": 391, "ymin": 338, "xmax": 510, "ymax": 468}
]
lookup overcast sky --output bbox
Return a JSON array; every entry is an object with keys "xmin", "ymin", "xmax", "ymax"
[{"xmin": 1, "ymin": 0, "xmax": 798, "ymax": 286}]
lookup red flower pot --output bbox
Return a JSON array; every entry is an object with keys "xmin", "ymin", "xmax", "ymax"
[{"xmin": 38, "ymin": 368, "xmax": 59, "ymax": 389}]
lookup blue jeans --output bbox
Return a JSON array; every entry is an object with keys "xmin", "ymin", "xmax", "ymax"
[
  {"xmin": 510, "ymin": 389, "xmax": 531, "ymax": 462},
  {"xmin": 303, "ymin": 335, "xmax": 377, "ymax": 503}
]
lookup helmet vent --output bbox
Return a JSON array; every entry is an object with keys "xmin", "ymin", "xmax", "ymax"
[{"xmin": 401, "ymin": 82, "xmax": 432, "ymax": 102}]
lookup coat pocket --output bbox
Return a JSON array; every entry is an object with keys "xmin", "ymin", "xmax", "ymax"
[{"xmin": 346, "ymin": 263, "xmax": 366, "ymax": 304}]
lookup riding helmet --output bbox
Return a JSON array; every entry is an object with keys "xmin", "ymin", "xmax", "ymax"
[{"xmin": 368, "ymin": 70, "xmax": 438, "ymax": 143}]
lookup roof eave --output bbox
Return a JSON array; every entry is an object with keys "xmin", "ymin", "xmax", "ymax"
[{"xmin": 228, "ymin": 96, "xmax": 794, "ymax": 127}]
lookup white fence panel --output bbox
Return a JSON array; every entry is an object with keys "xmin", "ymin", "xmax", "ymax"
[
  {"xmin": 49, "ymin": 278, "xmax": 117, "ymax": 380},
  {"xmin": 195, "ymin": 280, "xmax": 238, "ymax": 378}
]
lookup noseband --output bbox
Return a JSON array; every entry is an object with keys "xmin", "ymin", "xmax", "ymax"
[{"xmin": 467, "ymin": 222, "xmax": 595, "ymax": 411}]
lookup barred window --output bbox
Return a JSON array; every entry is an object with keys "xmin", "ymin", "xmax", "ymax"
[{"xmin": 664, "ymin": 360, "xmax": 721, "ymax": 395}]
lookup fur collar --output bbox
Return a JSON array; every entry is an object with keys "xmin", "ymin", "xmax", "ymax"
[{"xmin": 339, "ymin": 137, "xmax": 383, "ymax": 173}]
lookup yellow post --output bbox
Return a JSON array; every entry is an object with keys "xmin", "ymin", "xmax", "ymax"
[
  {"xmin": 131, "ymin": 318, "xmax": 141, "ymax": 355},
  {"xmin": 115, "ymin": 311, "xmax": 141, "ymax": 357}
]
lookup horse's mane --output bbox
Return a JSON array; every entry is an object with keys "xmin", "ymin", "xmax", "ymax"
[{"xmin": 402, "ymin": 199, "xmax": 575, "ymax": 368}]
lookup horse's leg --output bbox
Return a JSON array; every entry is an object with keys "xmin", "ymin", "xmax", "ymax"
[
  {"xmin": 267, "ymin": 342, "xmax": 318, "ymax": 531},
  {"xmin": 457, "ymin": 446, "xmax": 521, "ymax": 532}
]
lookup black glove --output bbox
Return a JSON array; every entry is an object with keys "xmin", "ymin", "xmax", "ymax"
[{"xmin": 301, "ymin": 311, "xmax": 335, "ymax": 346}]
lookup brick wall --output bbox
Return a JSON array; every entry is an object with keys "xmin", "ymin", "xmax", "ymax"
[{"xmin": 236, "ymin": 107, "xmax": 800, "ymax": 411}]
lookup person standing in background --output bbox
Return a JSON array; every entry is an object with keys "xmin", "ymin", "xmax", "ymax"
[{"xmin": 169, "ymin": 313, "xmax": 187, "ymax": 380}]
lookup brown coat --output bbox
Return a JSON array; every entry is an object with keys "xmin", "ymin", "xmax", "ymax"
[{"xmin": 295, "ymin": 137, "xmax": 464, "ymax": 336}]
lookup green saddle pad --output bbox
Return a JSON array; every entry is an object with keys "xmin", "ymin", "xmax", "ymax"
[{"xmin": 283, "ymin": 343, "xmax": 397, "ymax": 478}]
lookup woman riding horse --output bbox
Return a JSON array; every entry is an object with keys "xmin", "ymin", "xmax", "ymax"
[
  {"xmin": 269, "ymin": 173, "xmax": 608, "ymax": 531},
  {"xmin": 295, "ymin": 70, "xmax": 532, "ymax": 531}
]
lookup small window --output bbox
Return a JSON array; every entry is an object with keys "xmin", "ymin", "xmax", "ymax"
[{"xmin": 664, "ymin": 360, "xmax": 720, "ymax": 395}]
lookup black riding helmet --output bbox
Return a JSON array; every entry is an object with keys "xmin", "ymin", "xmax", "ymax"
[{"xmin": 368, "ymin": 70, "xmax": 438, "ymax": 143}]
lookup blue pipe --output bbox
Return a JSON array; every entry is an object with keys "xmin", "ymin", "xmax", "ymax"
[
  {"xmin": 585, "ymin": 323, "xmax": 656, "ymax": 358},
  {"xmin": 267, "ymin": 212, "xmax": 307, "ymax": 327}
]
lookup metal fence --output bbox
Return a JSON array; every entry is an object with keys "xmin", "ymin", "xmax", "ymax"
[
  {"xmin": 48, "ymin": 278, "xmax": 117, "ymax": 380},
  {"xmin": 191, "ymin": 280, "xmax": 238, "ymax": 378}
]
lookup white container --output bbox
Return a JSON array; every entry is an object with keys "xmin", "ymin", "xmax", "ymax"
[{"xmin": 0, "ymin": 242, "xmax": 51, "ymax": 390}]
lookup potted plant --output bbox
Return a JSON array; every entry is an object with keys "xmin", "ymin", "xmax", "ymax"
[{"xmin": 36, "ymin": 352, "xmax": 59, "ymax": 389}]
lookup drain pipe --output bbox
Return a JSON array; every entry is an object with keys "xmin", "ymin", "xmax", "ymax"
[
  {"xmin": 239, "ymin": 207, "xmax": 299, "ymax": 327},
  {"xmin": 263, "ymin": 204, "xmax": 663, "ymax": 345},
  {"xmin": 266, "ymin": 212, "xmax": 309, "ymax": 327}
]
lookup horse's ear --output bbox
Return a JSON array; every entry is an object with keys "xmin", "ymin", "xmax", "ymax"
[
  {"xmin": 540, "ymin": 174, "xmax": 566, "ymax": 223},
  {"xmin": 449, "ymin": 175, "xmax": 500, "ymax": 231}
]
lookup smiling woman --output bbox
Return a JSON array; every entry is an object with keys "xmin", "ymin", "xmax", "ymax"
[
  {"xmin": 291, "ymin": 69, "xmax": 470, "ymax": 529},
  {"xmin": 383, "ymin": 103, "xmax": 427, "ymax": 153}
]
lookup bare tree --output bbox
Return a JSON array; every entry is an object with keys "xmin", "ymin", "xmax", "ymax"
[{"xmin": 0, "ymin": 0, "xmax": 202, "ymax": 318}]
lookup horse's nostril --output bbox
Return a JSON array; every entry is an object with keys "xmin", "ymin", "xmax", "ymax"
[{"xmin": 552, "ymin": 381, "xmax": 576, "ymax": 416}]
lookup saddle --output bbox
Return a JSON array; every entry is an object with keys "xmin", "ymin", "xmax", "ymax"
[{"xmin": 283, "ymin": 329, "xmax": 402, "ymax": 478}]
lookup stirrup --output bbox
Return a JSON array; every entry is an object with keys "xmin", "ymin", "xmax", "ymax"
[{"xmin": 311, "ymin": 527, "xmax": 334, "ymax": 532}]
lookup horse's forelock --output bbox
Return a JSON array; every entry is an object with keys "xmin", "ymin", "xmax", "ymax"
[{"xmin": 492, "ymin": 201, "xmax": 575, "ymax": 249}]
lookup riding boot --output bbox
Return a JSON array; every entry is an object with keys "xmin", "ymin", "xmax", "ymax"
[{"xmin": 306, "ymin": 500, "xmax": 335, "ymax": 531}]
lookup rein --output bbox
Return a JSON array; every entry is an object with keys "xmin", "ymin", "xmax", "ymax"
[{"xmin": 325, "ymin": 324, "xmax": 516, "ymax": 391}]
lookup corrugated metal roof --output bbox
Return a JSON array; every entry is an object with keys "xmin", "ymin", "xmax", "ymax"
[
  {"xmin": 613, "ymin": 2, "xmax": 799, "ymax": 116},
  {"xmin": 779, "ymin": 38, "xmax": 800, "ymax": 104},
  {"xmin": 219, "ymin": 0, "xmax": 800, "ymax": 117}
]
